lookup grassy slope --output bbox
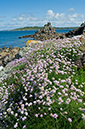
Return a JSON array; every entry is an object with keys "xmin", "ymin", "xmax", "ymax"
[{"xmin": 0, "ymin": 37, "xmax": 85, "ymax": 129}]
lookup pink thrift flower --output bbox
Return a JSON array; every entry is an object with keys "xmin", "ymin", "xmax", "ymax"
[
  {"xmin": 14, "ymin": 123, "xmax": 18, "ymax": 128},
  {"xmin": 40, "ymin": 114, "xmax": 43, "ymax": 117},
  {"xmin": 23, "ymin": 125, "xmax": 26, "ymax": 128},
  {"xmin": 48, "ymin": 108, "xmax": 51, "ymax": 110},
  {"xmin": 68, "ymin": 118, "xmax": 72, "ymax": 122},
  {"xmin": 35, "ymin": 114, "xmax": 38, "ymax": 117},
  {"xmin": 44, "ymin": 113, "xmax": 47, "ymax": 115},
  {"xmin": 53, "ymin": 113, "xmax": 58, "ymax": 118}
]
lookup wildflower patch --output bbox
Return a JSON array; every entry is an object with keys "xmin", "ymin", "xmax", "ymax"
[{"xmin": 0, "ymin": 37, "xmax": 85, "ymax": 129}]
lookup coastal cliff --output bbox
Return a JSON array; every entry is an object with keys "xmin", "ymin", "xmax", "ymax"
[{"xmin": 19, "ymin": 22, "xmax": 85, "ymax": 40}]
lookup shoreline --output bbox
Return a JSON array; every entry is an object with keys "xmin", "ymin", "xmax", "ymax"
[
  {"xmin": 0, "ymin": 34, "xmax": 84, "ymax": 51},
  {"xmin": 10, "ymin": 27, "xmax": 76, "ymax": 31},
  {"xmin": 0, "ymin": 34, "xmax": 85, "ymax": 83},
  {"xmin": 0, "ymin": 35, "xmax": 84, "ymax": 68},
  {"xmin": 10, "ymin": 28, "xmax": 74, "ymax": 31},
  {"xmin": 10, "ymin": 29, "xmax": 38, "ymax": 31}
]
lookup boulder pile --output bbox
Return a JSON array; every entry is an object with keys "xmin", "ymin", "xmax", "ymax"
[
  {"xmin": 0, "ymin": 47, "xmax": 20, "ymax": 67},
  {"xmin": 75, "ymin": 52, "xmax": 85, "ymax": 69},
  {"xmin": 0, "ymin": 40, "xmax": 43, "ymax": 68},
  {"xmin": 66, "ymin": 22, "xmax": 85, "ymax": 38},
  {"xmin": 19, "ymin": 22, "xmax": 66, "ymax": 40}
]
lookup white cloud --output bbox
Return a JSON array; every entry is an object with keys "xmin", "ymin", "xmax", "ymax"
[
  {"xmin": 59, "ymin": 13, "xmax": 65, "ymax": 18},
  {"xmin": 46, "ymin": 10, "xmax": 55, "ymax": 19},
  {"xmin": 55, "ymin": 13, "xmax": 59, "ymax": 19},
  {"xmin": 69, "ymin": 13, "xmax": 78, "ymax": 19},
  {"xmin": 68, "ymin": 8, "xmax": 74, "ymax": 11},
  {"xmin": 80, "ymin": 14, "xmax": 85, "ymax": 18},
  {"xmin": 72, "ymin": 13, "xmax": 78, "ymax": 18},
  {"xmin": 26, "ymin": 16, "xmax": 38, "ymax": 21},
  {"xmin": 1, "ymin": 9, "xmax": 85, "ymax": 30},
  {"xmin": 19, "ymin": 17, "xmax": 23, "ymax": 20},
  {"xmin": 69, "ymin": 18, "xmax": 75, "ymax": 21},
  {"xmin": 12, "ymin": 18, "xmax": 17, "ymax": 21},
  {"xmin": 46, "ymin": 10, "xmax": 65, "ymax": 20},
  {"xmin": 46, "ymin": 10, "xmax": 85, "ymax": 27},
  {"xmin": 68, "ymin": 13, "xmax": 79, "ymax": 23},
  {"xmin": 15, "ymin": 14, "xmax": 39, "ymax": 22}
]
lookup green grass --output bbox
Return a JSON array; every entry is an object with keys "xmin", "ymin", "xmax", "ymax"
[{"xmin": 0, "ymin": 38, "xmax": 85, "ymax": 129}]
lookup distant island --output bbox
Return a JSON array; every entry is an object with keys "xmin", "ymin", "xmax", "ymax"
[{"xmin": 11, "ymin": 26, "xmax": 78, "ymax": 31}]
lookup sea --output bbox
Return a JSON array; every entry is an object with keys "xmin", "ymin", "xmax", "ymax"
[{"xmin": 0, "ymin": 29, "xmax": 73, "ymax": 50}]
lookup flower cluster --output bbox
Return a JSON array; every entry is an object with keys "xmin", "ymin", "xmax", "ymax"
[{"xmin": 0, "ymin": 37, "xmax": 85, "ymax": 128}]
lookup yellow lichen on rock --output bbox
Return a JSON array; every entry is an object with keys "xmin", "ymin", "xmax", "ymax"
[{"xmin": 26, "ymin": 40, "xmax": 38, "ymax": 46}]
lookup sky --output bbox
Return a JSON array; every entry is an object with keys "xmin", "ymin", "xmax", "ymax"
[{"xmin": 0, "ymin": 0, "xmax": 85, "ymax": 30}]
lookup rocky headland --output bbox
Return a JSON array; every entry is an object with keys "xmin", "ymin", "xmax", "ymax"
[
  {"xmin": 19, "ymin": 22, "xmax": 85, "ymax": 40},
  {"xmin": 65, "ymin": 22, "xmax": 85, "ymax": 37},
  {"xmin": 19, "ymin": 22, "xmax": 66, "ymax": 40}
]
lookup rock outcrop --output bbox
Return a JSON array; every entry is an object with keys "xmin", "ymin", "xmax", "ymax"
[
  {"xmin": 19, "ymin": 22, "xmax": 66, "ymax": 40},
  {"xmin": 26, "ymin": 40, "xmax": 42, "ymax": 46},
  {"xmin": 75, "ymin": 52, "xmax": 85, "ymax": 69},
  {"xmin": 0, "ymin": 47, "xmax": 20, "ymax": 67},
  {"xmin": 19, "ymin": 22, "xmax": 85, "ymax": 40},
  {"xmin": 16, "ymin": 40, "xmax": 42, "ymax": 59},
  {"xmin": 0, "ymin": 40, "xmax": 43, "ymax": 67},
  {"xmin": 65, "ymin": 22, "xmax": 85, "ymax": 38}
]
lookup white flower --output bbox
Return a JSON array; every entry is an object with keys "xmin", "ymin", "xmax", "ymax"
[
  {"xmin": 28, "ymin": 102, "xmax": 32, "ymax": 106},
  {"xmin": 15, "ymin": 113, "xmax": 18, "ymax": 117},
  {"xmin": 11, "ymin": 111, "xmax": 14, "ymax": 115},
  {"xmin": 66, "ymin": 78, "xmax": 71, "ymax": 84},
  {"xmin": 25, "ymin": 112, "xmax": 28, "ymax": 116},
  {"xmin": 7, "ymin": 108, "xmax": 11, "ymax": 112},
  {"xmin": 14, "ymin": 122, "xmax": 18, "ymax": 128},
  {"xmin": 78, "ymin": 99, "xmax": 82, "ymax": 103},
  {"xmin": 82, "ymin": 114, "xmax": 85, "ymax": 120},
  {"xmin": 21, "ymin": 110, "xmax": 24, "ymax": 114},
  {"xmin": 23, "ymin": 96, "xmax": 27, "ymax": 101},
  {"xmin": 65, "ymin": 98, "xmax": 71, "ymax": 104}
]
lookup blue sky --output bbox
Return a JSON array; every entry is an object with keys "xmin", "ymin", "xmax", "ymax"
[{"xmin": 0, "ymin": 0, "xmax": 85, "ymax": 30}]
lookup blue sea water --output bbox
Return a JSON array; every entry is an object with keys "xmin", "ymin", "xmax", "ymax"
[{"xmin": 0, "ymin": 29, "xmax": 73, "ymax": 50}]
